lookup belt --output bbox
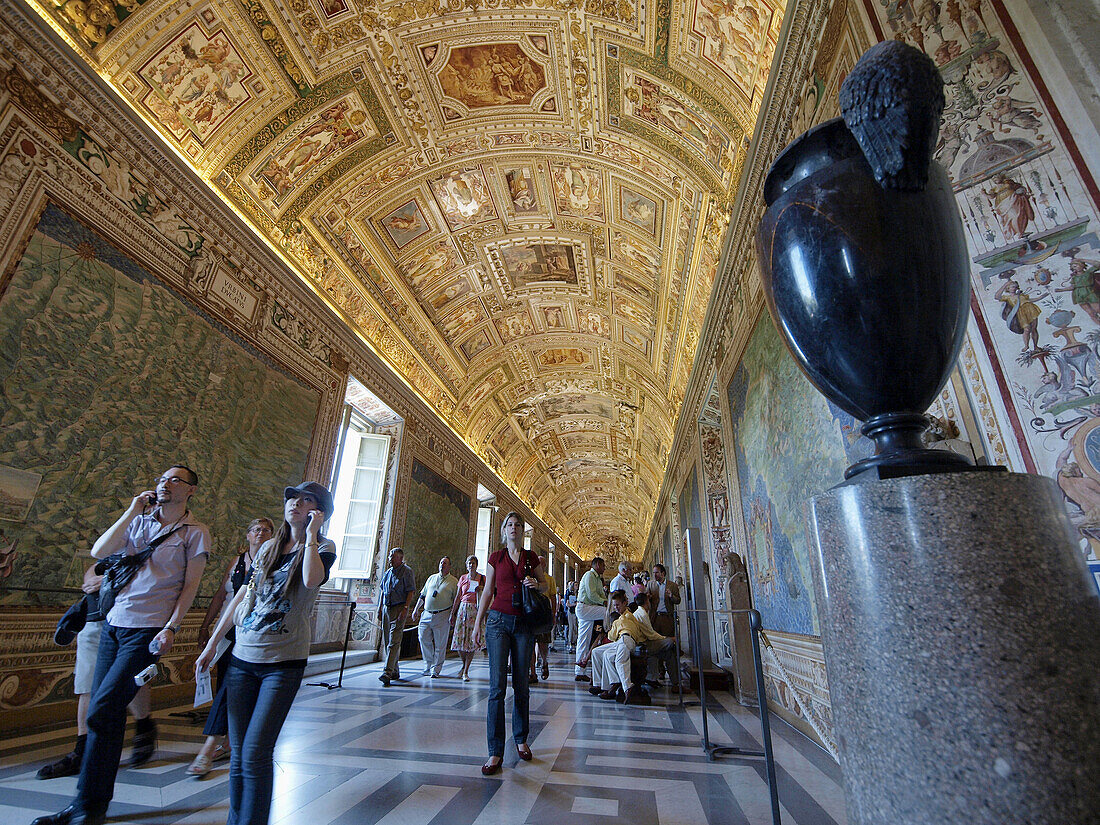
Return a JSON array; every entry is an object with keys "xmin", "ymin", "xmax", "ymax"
[{"xmin": 428, "ymin": 608, "xmax": 450, "ymax": 614}]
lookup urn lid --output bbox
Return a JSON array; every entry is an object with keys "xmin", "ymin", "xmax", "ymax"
[{"xmin": 763, "ymin": 118, "xmax": 864, "ymax": 206}]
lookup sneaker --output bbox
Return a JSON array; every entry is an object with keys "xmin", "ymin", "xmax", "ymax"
[
  {"xmin": 36, "ymin": 751, "xmax": 81, "ymax": 779},
  {"xmin": 128, "ymin": 721, "xmax": 157, "ymax": 766}
]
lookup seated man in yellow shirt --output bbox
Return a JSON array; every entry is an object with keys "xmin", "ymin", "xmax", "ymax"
[{"xmin": 587, "ymin": 589, "xmax": 668, "ymax": 705}]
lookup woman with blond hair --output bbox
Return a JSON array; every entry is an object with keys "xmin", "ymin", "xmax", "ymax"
[
  {"xmin": 196, "ymin": 483, "xmax": 336, "ymax": 824},
  {"xmin": 473, "ymin": 511, "xmax": 546, "ymax": 775}
]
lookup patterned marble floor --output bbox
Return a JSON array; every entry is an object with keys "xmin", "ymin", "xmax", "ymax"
[{"xmin": 1, "ymin": 651, "xmax": 847, "ymax": 825}]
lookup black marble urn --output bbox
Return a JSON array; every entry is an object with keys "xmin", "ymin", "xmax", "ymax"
[{"xmin": 756, "ymin": 117, "xmax": 972, "ymax": 480}]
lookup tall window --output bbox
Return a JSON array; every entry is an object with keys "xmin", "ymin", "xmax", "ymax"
[
  {"xmin": 329, "ymin": 410, "xmax": 391, "ymax": 579},
  {"xmin": 475, "ymin": 506, "xmax": 493, "ymax": 572}
]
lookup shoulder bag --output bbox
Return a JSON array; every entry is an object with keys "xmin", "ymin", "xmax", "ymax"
[
  {"xmin": 520, "ymin": 551, "xmax": 554, "ymax": 635},
  {"xmin": 95, "ymin": 523, "xmax": 186, "ymax": 617}
]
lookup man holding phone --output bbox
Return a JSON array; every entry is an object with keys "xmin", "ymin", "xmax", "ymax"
[{"xmin": 32, "ymin": 465, "xmax": 209, "ymax": 825}]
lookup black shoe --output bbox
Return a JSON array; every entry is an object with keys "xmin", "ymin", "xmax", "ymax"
[
  {"xmin": 623, "ymin": 686, "xmax": 652, "ymax": 705},
  {"xmin": 128, "ymin": 721, "xmax": 157, "ymax": 766},
  {"xmin": 600, "ymin": 684, "xmax": 622, "ymax": 701},
  {"xmin": 379, "ymin": 673, "xmax": 391, "ymax": 686},
  {"xmin": 30, "ymin": 804, "xmax": 107, "ymax": 825},
  {"xmin": 574, "ymin": 674, "xmax": 590, "ymax": 682},
  {"xmin": 36, "ymin": 752, "xmax": 81, "ymax": 779},
  {"xmin": 644, "ymin": 679, "xmax": 661, "ymax": 689},
  {"xmin": 529, "ymin": 673, "xmax": 538, "ymax": 684},
  {"xmin": 588, "ymin": 686, "xmax": 603, "ymax": 696}
]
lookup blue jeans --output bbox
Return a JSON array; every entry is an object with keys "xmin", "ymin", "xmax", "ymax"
[
  {"xmin": 226, "ymin": 660, "xmax": 304, "ymax": 825},
  {"xmin": 485, "ymin": 610, "xmax": 534, "ymax": 757},
  {"xmin": 75, "ymin": 623, "xmax": 159, "ymax": 816}
]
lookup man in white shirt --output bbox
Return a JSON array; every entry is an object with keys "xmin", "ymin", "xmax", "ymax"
[
  {"xmin": 33, "ymin": 465, "xmax": 209, "ymax": 825},
  {"xmin": 411, "ymin": 556, "xmax": 459, "ymax": 677}
]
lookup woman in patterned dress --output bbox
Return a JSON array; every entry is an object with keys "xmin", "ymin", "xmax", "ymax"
[{"xmin": 451, "ymin": 555, "xmax": 485, "ymax": 681}]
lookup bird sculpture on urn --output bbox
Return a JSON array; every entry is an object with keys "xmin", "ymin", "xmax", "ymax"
[{"xmin": 839, "ymin": 39, "xmax": 946, "ymax": 191}]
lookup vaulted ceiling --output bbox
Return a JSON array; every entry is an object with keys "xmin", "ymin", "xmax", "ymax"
[{"xmin": 31, "ymin": 0, "xmax": 783, "ymax": 557}]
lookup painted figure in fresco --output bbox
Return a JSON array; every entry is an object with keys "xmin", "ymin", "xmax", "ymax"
[
  {"xmin": 1055, "ymin": 260, "xmax": 1100, "ymax": 326},
  {"xmin": 506, "ymin": 169, "xmax": 536, "ymax": 211},
  {"xmin": 995, "ymin": 274, "xmax": 1042, "ymax": 350},
  {"xmin": 984, "ymin": 173, "xmax": 1036, "ymax": 240},
  {"xmin": 1058, "ymin": 461, "xmax": 1100, "ymax": 526},
  {"xmin": 989, "ymin": 93, "xmax": 1043, "ymax": 137}
]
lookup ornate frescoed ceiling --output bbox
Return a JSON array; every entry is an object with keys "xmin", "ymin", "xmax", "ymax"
[{"xmin": 30, "ymin": 0, "xmax": 784, "ymax": 557}]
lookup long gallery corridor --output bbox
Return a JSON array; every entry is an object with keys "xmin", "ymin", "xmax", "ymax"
[{"xmin": 3, "ymin": 652, "xmax": 845, "ymax": 825}]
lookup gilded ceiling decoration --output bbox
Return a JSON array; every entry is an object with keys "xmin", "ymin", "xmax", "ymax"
[{"xmin": 31, "ymin": 0, "xmax": 784, "ymax": 557}]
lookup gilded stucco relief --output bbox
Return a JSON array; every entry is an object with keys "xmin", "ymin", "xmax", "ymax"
[{"xmin": 24, "ymin": 0, "xmax": 786, "ymax": 559}]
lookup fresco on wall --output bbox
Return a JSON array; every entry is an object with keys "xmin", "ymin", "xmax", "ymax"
[
  {"xmin": 619, "ymin": 186, "xmax": 660, "ymax": 237},
  {"xmin": 727, "ymin": 314, "xmax": 851, "ymax": 635},
  {"xmin": 430, "ymin": 168, "xmax": 498, "ymax": 229},
  {"xmin": 863, "ymin": 0, "xmax": 1100, "ymax": 589},
  {"xmin": 550, "ymin": 164, "xmax": 605, "ymax": 221},
  {"xmin": 0, "ymin": 205, "xmax": 320, "ymax": 605},
  {"xmin": 437, "ymin": 44, "xmax": 546, "ymax": 109},
  {"xmin": 500, "ymin": 242, "xmax": 578, "ymax": 287},
  {"xmin": 254, "ymin": 97, "xmax": 375, "ymax": 203},
  {"xmin": 379, "ymin": 199, "xmax": 432, "ymax": 249},
  {"xmin": 404, "ymin": 459, "xmax": 471, "ymax": 587},
  {"xmin": 503, "ymin": 166, "xmax": 541, "ymax": 215},
  {"xmin": 691, "ymin": 0, "xmax": 778, "ymax": 95},
  {"xmin": 139, "ymin": 24, "xmax": 252, "ymax": 143},
  {"xmin": 622, "ymin": 68, "xmax": 734, "ymax": 178}
]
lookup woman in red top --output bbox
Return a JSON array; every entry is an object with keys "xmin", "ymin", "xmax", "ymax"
[{"xmin": 473, "ymin": 511, "xmax": 547, "ymax": 775}]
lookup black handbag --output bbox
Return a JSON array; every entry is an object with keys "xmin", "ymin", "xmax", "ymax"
[
  {"xmin": 95, "ymin": 524, "xmax": 185, "ymax": 616},
  {"xmin": 520, "ymin": 554, "xmax": 554, "ymax": 635}
]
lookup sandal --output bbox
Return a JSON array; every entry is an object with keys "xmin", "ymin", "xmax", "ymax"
[
  {"xmin": 210, "ymin": 742, "xmax": 231, "ymax": 763},
  {"xmin": 481, "ymin": 757, "xmax": 502, "ymax": 776},
  {"xmin": 186, "ymin": 754, "xmax": 212, "ymax": 777},
  {"xmin": 516, "ymin": 744, "xmax": 532, "ymax": 761}
]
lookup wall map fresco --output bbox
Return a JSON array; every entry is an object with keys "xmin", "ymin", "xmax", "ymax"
[{"xmin": 0, "ymin": 205, "xmax": 319, "ymax": 605}]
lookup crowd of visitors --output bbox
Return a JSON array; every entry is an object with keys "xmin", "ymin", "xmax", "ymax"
[{"xmin": 28, "ymin": 471, "xmax": 682, "ymax": 822}]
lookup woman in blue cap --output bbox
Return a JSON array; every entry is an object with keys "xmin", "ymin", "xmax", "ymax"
[{"xmin": 196, "ymin": 482, "xmax": 337, "ymax": 825}]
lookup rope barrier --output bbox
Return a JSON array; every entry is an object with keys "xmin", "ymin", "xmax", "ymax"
[{"xmin": 758, "ymin": 629, "xmax": 839, "ymax": 759}]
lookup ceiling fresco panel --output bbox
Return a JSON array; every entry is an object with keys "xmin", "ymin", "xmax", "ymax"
[{"xmin": 25, "ymin": 0, "xmax": 785, "ymax": 556}]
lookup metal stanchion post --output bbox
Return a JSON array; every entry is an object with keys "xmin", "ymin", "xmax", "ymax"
[
  {"xmin": 308, "ymin": 602, "xmax": 356, "ymax": 690},
  {"xmin": 749, "ymin": 609, "xmax": 782, "ymax": 825},
  {"xmin": 680, "ymin": 607, "xmax": 782, "ymax": 825},
  {"xmin": 673, "ymin": 612, "xmax": 698, "ymax": 708}
]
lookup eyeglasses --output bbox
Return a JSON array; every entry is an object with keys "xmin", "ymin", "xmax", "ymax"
[{"xmin": 157, "ymin": 476, "xmax": 194, "ymax": 486}]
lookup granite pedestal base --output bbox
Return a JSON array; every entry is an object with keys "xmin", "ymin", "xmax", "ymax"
[{"xmin": 807, "ymin": 471, "xmax": 1100, "ymax": 825}]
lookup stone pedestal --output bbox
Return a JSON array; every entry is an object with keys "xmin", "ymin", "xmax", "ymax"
[{"xmin": 807, "ymin": 471, "xmax": 1100, "ymax": 825}]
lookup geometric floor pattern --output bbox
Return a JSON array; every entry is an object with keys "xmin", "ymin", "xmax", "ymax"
[{"xmin": 1, "ymin": 650, "xmax": 847, "ymax": 824}]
